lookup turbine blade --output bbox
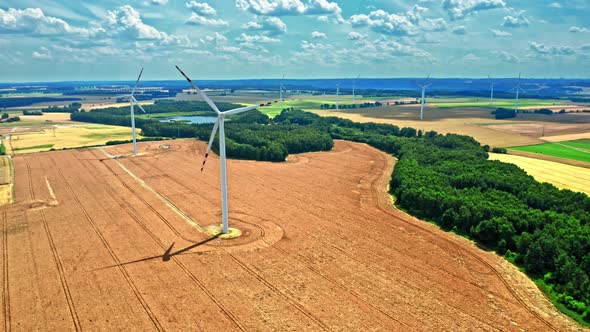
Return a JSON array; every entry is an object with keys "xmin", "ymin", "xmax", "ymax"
[
  {"xmin": 201, "ymin": 119, "xmax": 220, "ymax": 172},
  {"xmin": 131, "ymin": 67, "xmax": 144, "ymax": 96},
  {"xmin": 222, "ymin": 105, "xmax": 260, "ymax": 116},
  {"xmin": 175, "ymin": 65, "xmax": 221, "ymax": 114},
  {"xmin": 132, "ymin": 97, "xmax": 147, "ymax": 113}
]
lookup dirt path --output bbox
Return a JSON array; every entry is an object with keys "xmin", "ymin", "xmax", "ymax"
[{"xmin": 0, "ymin": 140, "xmax": 586, "ymax": 331}]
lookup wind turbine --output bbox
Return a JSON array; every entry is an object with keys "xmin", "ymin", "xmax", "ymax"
[
  {"xmin": 352, "ymin": 75, "xmax": 360, "ymax": 101},
  {"xmin": 489, "ymin": 75, "xmax": 495, "ymax": 105},
  {"xmin": 513, "ymin": 73, "xmax": 526, "ymax": 116},
  {"xmin": 336, "ymin": 82, "xmax": 340, "ymax": 111},
  {"xmin": 128, "ymin": 68, "xmax": 147, "ymax": 156},
  {"xmin": 175, "ymin": 65, "xmax": 276, "ymax": 234},
  {"xmin": 416, "ymin": 74, "xmax": 432, "ymax": 121},
  {"xmin": 279, "ymin": 74, "xmax": 286, "ymax": 100}
]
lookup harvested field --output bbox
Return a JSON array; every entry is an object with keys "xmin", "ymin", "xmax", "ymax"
[
  {"xmin": 1, "ymin": 139, "xmax": 583, "ymax": 331},
  {"xmin": 18, "ymin": 112, "xmax": 72, "ymax": 123},
  {"xmin": 0, "ymin": 157, "xmax": 11, "ymax": 205},
  {"xmin": 309, "ymin": 108, "xmax": 543, "ymax": 147},
  {"xmin": 488, "ymin": 153, "xmax": 590, "ymax": 195}
]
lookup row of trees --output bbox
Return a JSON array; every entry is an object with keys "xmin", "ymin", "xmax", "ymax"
[
  {"xmin": 42, "ymin": 103, "xmax": 82, "ymax": 113},
  {"xmin": 319, "ymin": 102, "xmax": 383, "ymax": 109}
]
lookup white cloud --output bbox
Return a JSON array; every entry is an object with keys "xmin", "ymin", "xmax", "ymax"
[
  {"xmin": 496, "ymin": 51, "xmax": 519, "ymax": 63},
  {"xmin": 186, "ymin": 12, "xmax": 228, "ymax": 26},
  {"xmin": 185, "ymin": 1, "xmax": 217, "ymax": 16},
  {"xmin": 490, "ymin": 28, "xmax": 511, "ymax": 37},
  {"xmin": 311, "ymin": 31, "xmax": 327, "ymax": 39},
  {"xmin": 31, "ymin": 46, "xmax": 52, "ymax": 60},
  {"xmin": 347, "ymin": 31, "xmax": 367, "ymax": 40},
  {"xmin": 569, "ymin": 26, "xmax": 588, "ymax": 33},
  {"xmin": 0, "ymin": 7, "xmax": 102, "ymax": 37},
  {"xmin": 529, "ymin": 42, "xmax": 575, "ymax": 55},
  {"xmin": 462, "ymin": 53, "xmax": 479, "ymax": 61},
  {"xmin": 104, "ymin": 6, "xmax": 190, "ymax": 46},
  {"xmin": 236, "ymin": 33, "xmax": 280, "ymax": 51},
  {"xmin": 452, "ymin": 26, "xmax": 467, "ymax": 35},
  {"xmin": 548, "ymin": 2, "xmax": 562, "ymax": 8},
  {"xmin": 442, "ymin": 0, "xmax": 506, "ymax": 20},
  {"xmin": 243, "ymin": 16, "xmax": 287, "ymax": 35},
  {"xmin": 235, "ymin": 0, "xmax": 342, "ymax": 19},
  {"xmin": 152, "ymin": 0, "xmax": 169, "ymax": 5},
  {"xmin": 502, "ymin": 11, "xmax": 530, "ymax": 28},
  {"xmin": 350, "ymin": 5, "xmax": 447, "ymax": 36}
]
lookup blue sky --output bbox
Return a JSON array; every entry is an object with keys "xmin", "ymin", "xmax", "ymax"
[{"xmin": 0, "ymin": 0, "xmax": 589, "ymax": 81}]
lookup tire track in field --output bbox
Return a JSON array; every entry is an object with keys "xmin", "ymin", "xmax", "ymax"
[
  {"xmin": 2, "ymin": 209, "xmax": 11, "ymax": 332},
  {"xmin": 224, "ymin": 253, "xmax": 330, "ymax": 332},
  {"xmin": 49, "ymin": 158, "xmax": 164, "ymax": 332},
  {"xmin": 79, "ymin": 156, "xmax": 244, "ymax": 332},
  {"xmin": 23, "ymin": 158, "xmax": 82, "ymax": 331},
  {"xmin": 86, "ymin": 152, "xmax": 332, "ymax": 331}
]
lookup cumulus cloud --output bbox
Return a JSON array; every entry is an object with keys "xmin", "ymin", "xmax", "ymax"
[
  {"xmin": 186, "ymin": 12, "xmax": 228, "ymax": 26},
  {"xmin": 442, "ymin": 0, "xmax": 506, "ymax": 20},
  {"xmin": 311, "ymin": 31, "xmax": 327, "ymax": 39},
  {"xmin": 548, "ymin": 2, "xmax": 562, "ymax": 8},
  {"xmin": 0, "ymin": 7, "xmax": 102, "ymax": 37},
  {"xmin": 502, "ymin": 11, "xmax": 530, "ymax": 28},
  {"xmin": 32, "ymin": 46, "xmax": 52, "ymax": 60},
  {"xmin": 152, "ymin": 0, "xmax": 169, "ymax": 5},
  {"xmin": 496, "ymin": 51, "xmax": 519, "ymax": 63},
  {"xmin": 185, "ymin": 2, "xmax": 227, "ymax": 27},
  {"xmin": 569, "ymin": 26, "xmax": 588, "ymax": 33},
  {"xmin": 452, "ymin": 26, "xmax": 467, "ymax": 34},
  {"xmin": 347, "ymin": 31, "xmax": 367, "ymax": 40},
  {"xmin": 529, "ymin": 42, "xmax": 575, "ymax": 55},
  {"xmin": 350, "ymin": 5, "xmax": 445, "ymax": 36},
  {"xmin": 490, "ymin": 28, "xmax": 511, "ymax": 37},
  {"xmin": 185, "ymin": 1, "xmax": 217, "ymax": 16},
  {"xmin": 243, "ymin": 16, "xmax": 287, "ymax": 35},
  {"xmin": 235, "ymin": 0, "xmax": 342, "ymax": 18},
  {"xmin": 462, "ymin": 53, "xmax": 479, "ymax": 61},
  {"xmin": 105, "ymin": 5, "xmax": 188, "ymax": 44},
  {"xmin": 236, "ymin": 33, "xmax": 280, "ymax": 51}
]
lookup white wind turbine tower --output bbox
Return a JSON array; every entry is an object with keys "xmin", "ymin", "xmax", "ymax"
[
  {"xmin": 352, "ymin": 75, "xmax": 360, "ymax": 101},
  {"xmin": 513, "ymin": 73, "xmax": 526, "ymax": 116},
  {"xmin": 416, "ymin": 74, "xmax": 432, "ymax": 121},
  {"xmin": 128, "ymin": 68, "xmax": 147, "ymax": 156},
  {"xmin": 280, "ymin": 74, "xmax": 286, "ymax": 100},
  {"xmin": 176, "ymin": 65, "xmax": 276, "ymax": 234},
  {"xmin": 489, "ymin": 75, "xmax": 495, "ymax": 105},
  {"xmin": 336, "ymin": 82, "xmax": 340, "ymax": 111}
]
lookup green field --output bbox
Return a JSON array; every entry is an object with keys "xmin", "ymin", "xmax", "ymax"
[
  {"xmin": 255, "ymin": 99, "xmax": 329, "ymax": 117},
  {"xmin": 136, "ymin": 111, "xmax": 214, "ymax": 119},
  {"xmin": 509, "ymin": 141, "xmax": 590, "ymax": 163},
  {"xmin": 12, "ymin": 144, "xmax": 55, "ymax": 151},
  {"xmin": 560, "ymin": 139, "xmax": 590, "ymax": 151}
]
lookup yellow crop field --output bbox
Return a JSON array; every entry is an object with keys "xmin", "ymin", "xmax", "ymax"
[
  {"xmin": 0, "ymin": 156, "xmax": 12, "ymax": 204},
  {"xmin": 488, "ymin": 153, "xmax": 590, "ymax": 195},
  {"xmin": 7, "ymin": 124, "xmax": 139, "ymax": 155}
]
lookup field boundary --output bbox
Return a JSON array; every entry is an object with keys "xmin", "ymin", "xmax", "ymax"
[{"xmin": 507, "ymin": 150, "xmax": 590, "ymax": 168}]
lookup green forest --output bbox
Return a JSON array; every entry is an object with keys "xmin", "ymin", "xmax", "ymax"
[{"xmin": 72, "ymin": 103, "xmax": 590, "ymax": 323}]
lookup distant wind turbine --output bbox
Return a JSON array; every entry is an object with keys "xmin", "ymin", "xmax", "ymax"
[
  {"xmin": 513, "ymin": 73, "xmax": 526, "ymax": 116},
  {"xmin": 489, "ymin": 75, "xmax": 495, "ymax": 105},
  {"xmin": 128, "ymin": 68, "xmax": 147, "ymax": 156},
  {"xmin": 416, "ymin": 74, "xmax": 432, "ymax": 121},
  {"xmin": 175, "ymin": 65, "xmax": 279, "ymax": 234},
  {"xmin": 280, "ymin": 74, "xmax": 286, "ymax": 101},
  {"xmin": 336, "ymin": 82, "xmax": 340, "ymax": 111},
  {"xmin": 352, "ymin": 75, "xmax": 360, "ymax": 101}
]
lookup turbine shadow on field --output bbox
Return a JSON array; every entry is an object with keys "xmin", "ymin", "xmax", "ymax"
[{"xmin": 95, "ymin": 233, "xmax": 222, "ymax": 270}]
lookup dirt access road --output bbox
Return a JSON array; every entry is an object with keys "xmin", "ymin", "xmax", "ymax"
[{"xmin": 1, "ymin": 140, "xmax": 584, "ymax": 331}]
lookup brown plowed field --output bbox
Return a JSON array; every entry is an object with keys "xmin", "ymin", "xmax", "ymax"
[{"xmin": 1, "ymin": 140, "xmax": 584, "ymax": 331}]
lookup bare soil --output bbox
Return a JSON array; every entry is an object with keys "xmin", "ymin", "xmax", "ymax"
[{"xmin": 1, "ymin": 140, "xmax": 585, "ymax": 331}]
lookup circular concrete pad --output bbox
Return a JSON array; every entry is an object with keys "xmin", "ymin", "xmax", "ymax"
[{"xmin": 204, "ymin": 224, "xmax": 242, "ymax": 239}]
